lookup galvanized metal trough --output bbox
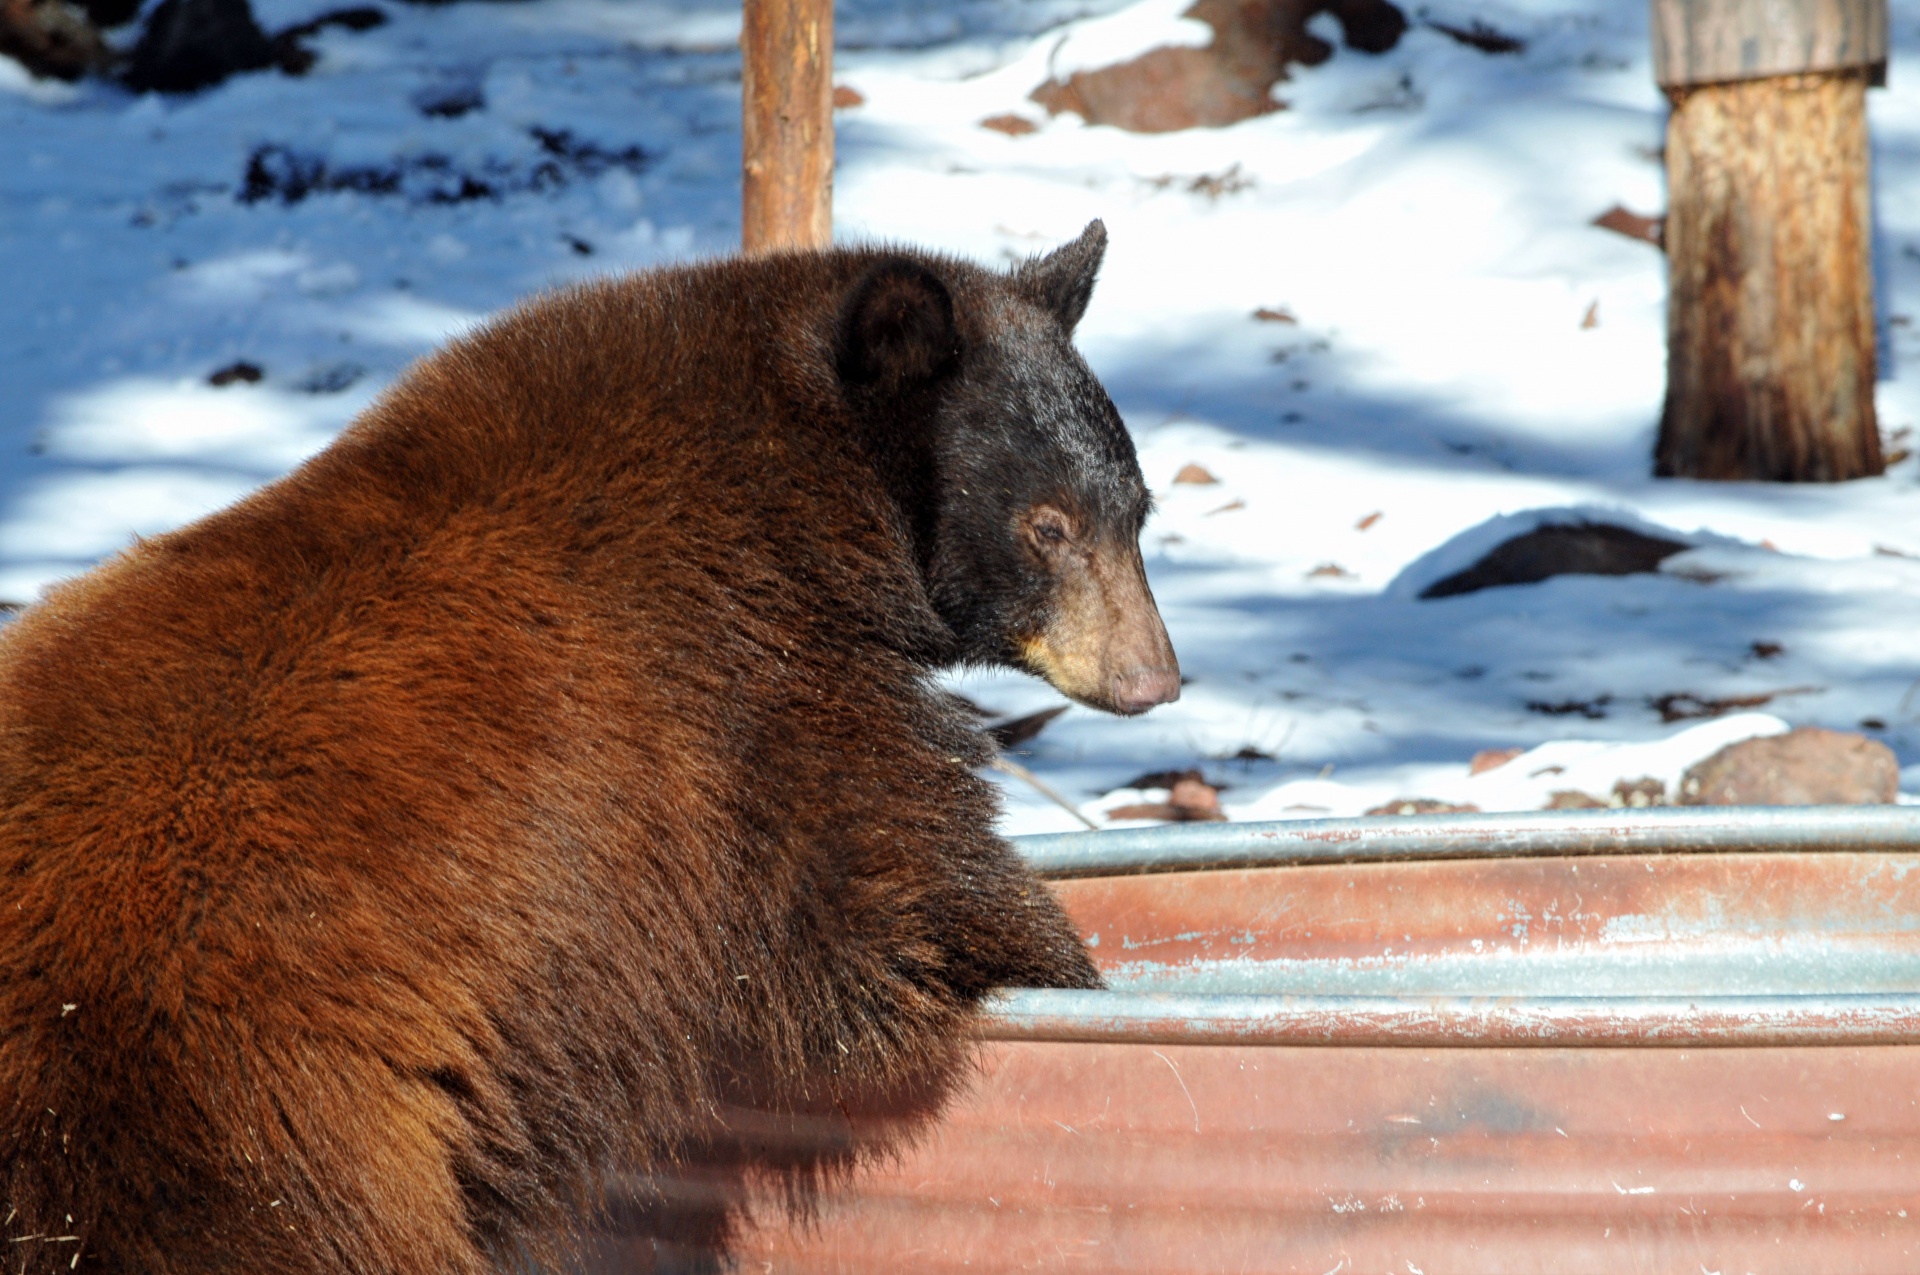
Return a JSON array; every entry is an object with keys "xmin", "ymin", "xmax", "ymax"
[{"xmin": 725, "ymin": 806, "xmax": 1920, "ymax": 1273}]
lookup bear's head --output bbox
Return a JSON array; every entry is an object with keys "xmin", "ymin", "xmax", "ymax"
[{"xmin": 836, "ymin": 221, "xmax": 1179, "ymax": 716}]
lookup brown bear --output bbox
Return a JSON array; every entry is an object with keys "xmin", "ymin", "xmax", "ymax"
[{"xmin": 0, "ymin": 220, "xmax": 1178, "ymax": 1273}]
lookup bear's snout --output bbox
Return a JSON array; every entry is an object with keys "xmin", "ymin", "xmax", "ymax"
[
  {"xmin": 1110, "ymin": 665, "xmax": 1181, "ymax": 715},
  {"xmin": 1019, "ymin": 539, "xmax": 1180, "ymax": 717}
]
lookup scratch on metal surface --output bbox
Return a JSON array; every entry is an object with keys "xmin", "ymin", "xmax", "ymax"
[
  {"xmin": 1602, "ymin": 913, "xmax": 1673, "ymax": 945},
  {"xmin": 1119, "ymin": 929, "xmax": 1210, "ymax": 951},
  {"xmin": 1149, "ymin": 1049, "xmax": 1200, "ymax": 1132}
]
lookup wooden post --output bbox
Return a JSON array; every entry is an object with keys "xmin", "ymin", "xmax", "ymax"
[
  {"xmin": 1651, "ymin": 0, "xmax": 1888, "ymax": 482},
  {"xmin": 741, "ymin": 0, "xmax": 833, "ymax": 254}
]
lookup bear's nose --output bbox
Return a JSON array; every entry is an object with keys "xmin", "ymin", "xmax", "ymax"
[{"xmin": 1110, "ymin": 667, "xmax": 1181, "ymax": 715}]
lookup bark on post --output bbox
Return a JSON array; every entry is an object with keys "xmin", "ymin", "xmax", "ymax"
[
  {"xmin": 1651, "ymin": 0, "xmax": 1888, "ymax": 482},
  {"xmin": 741, "ymin": 0, "xmax": 833, "ymax": 255}
]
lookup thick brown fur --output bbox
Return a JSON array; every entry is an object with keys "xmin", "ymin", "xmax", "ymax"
[{"xmin": 0, "ymin": 239, "xmax": 1148, "ymax": 1272}]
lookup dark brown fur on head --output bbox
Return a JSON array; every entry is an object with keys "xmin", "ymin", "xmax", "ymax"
[
  {"xmin": 844, "ymin": 222, "xmax": 1179, "ymax": 715},
  {"xmin": 0, "ymin": 225, "xmax": 1171, "ymax": 1272}
]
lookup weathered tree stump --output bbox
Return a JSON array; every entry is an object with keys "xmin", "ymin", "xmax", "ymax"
[
  {"xmin": 1656, "ymin": 70, "xmax": 1881, "ymax": 481},
  {"xmin": 741, "ymin": 0, "xmax": 834, "ymax": 254},
  {"xmin": 1652, "ymin": 0, "xmax": 1888, "ymax": 483}
]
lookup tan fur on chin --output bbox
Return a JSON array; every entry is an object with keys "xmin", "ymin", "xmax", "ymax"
[{"xmin": 1017, "ymin": 629, "xmax": 1109, "ymax": 708}]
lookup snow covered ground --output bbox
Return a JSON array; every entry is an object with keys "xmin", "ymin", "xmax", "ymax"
[{"xmin": 6, "ymin": 0, "xmax": 1920, "ymax": 832}]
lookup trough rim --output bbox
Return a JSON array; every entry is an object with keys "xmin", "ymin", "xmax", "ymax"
[{"xmin": 1013, "ymin": 805, "xmax": 1920, "ymax": 878}]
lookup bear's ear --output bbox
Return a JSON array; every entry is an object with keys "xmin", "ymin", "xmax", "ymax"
[
  {"xmin": 837, "ymin": 259, "xmax": 959, "ymax": 393},
  {"xmin": 1016, "ymin": 219, "xmax": 1107, "ymax": 334}
]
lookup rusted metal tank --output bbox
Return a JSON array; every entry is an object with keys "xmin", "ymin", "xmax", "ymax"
[{"xmin": 645, "ymin": 808, "xmax": 1920, "ymax": 1272}]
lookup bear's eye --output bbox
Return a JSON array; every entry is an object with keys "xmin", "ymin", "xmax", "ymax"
[{"xmin": 1027, "ymin": 507, "xmax": 1074, "ymax": 549}]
